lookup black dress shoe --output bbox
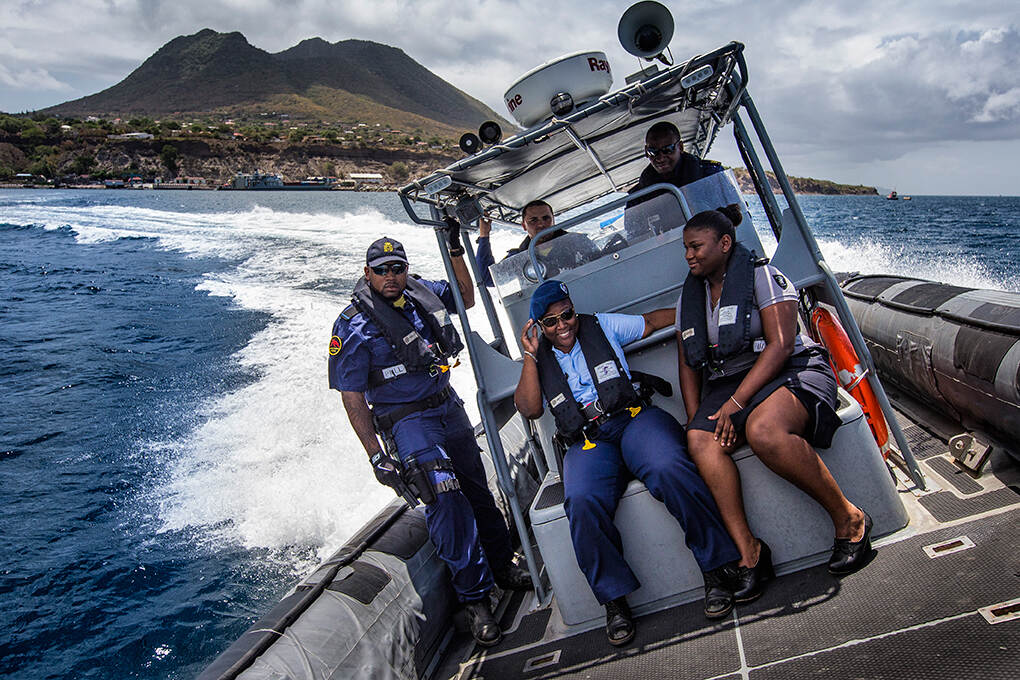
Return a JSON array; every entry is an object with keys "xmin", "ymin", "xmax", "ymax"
[
  {"xmin": 702, "ymin": 567, "xmax": 735, "ymax": 619},
  {"xmin": 493, "ymin": 563, "xmax": 534, "ymax": 591},
  {"xmin": 604, "ymin": 597, "xmax": 635, "ymax": 646},
  {"xmin": 464, "ymin": 600, "xmax": 502, "ymax": 647},
  {"xmin": 829, "ymin": 511, "xmax": 873, "ymax": 575},
  {"xmin": 727, "ymin": 539, "xmax": 775, "ymax": 603}
]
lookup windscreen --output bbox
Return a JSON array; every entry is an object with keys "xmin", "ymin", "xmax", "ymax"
[{"xmin": 489, "ymin": 170, "xmax": 745, "ymax": 296}]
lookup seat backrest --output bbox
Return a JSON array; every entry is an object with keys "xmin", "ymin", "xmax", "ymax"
[{"xmin": 769, "ymin": 208, "xmax": 825, "ymax": 290}]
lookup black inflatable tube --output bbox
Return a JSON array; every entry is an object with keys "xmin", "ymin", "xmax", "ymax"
[{"xmin": 199, "ymin": 501, "xmax": 409, "ymax": 680}]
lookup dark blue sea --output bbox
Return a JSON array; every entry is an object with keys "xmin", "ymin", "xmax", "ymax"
[{"xmin": 2, "ymin": 189, "xmax": 1018, "ymax": 679}]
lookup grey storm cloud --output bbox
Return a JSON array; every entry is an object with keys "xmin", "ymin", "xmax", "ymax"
[{"xmin": 759, "ymin": 26, "xmax": 1020, "ymax": 163}]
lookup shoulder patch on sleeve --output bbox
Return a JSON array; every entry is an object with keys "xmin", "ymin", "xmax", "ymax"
[
  {"xmin": 773, "ymin": 273, "xmax": 789, "ymax": 290},
  {"xmin": 329, "ymin": 335, "xmax": 343, "ymax": 355}
]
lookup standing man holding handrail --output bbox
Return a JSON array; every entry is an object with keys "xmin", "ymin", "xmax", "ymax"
[{"xmin": 328, "ymin": 234, "xmax": 532, "ymax": 648}]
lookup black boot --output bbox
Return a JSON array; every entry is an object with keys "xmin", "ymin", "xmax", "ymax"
[
  {"xmin": 464, "ymin": 600, "xmax": 502, "ymax": 647},
  {"xmin": 604, "ymin": 596, "xmax": 635, "ymax": 646},
  {"xmin": 727, "ymin": 539, "xmax": 774, "ymax": 603},
  {"xmin": 702, "ymin": 566, "xmax": 735, "ymax": 619},
  {"xmin": 493, "ymin": 563, "xmax": 534, "ymax": 591}
]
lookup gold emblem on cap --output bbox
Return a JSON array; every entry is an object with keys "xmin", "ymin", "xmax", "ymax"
[{"xmin": 383, "ymin": 242, "xmax": 394, "ymax": 252}]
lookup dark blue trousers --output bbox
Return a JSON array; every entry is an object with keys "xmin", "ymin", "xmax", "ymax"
[
  {"xmin": 390, "ymin": 396, "xmax": 513, "ymax": 602},
  {"xmin": 562, "ymin": 406, "xmax": 739, "ymax": 604}
]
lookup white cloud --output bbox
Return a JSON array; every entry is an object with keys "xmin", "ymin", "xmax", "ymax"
[{"xmin": 0, "ymin": 64, "xmax": 71, "ymax": 90}]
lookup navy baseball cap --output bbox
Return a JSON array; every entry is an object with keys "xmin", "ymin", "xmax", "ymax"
[
  {"xmin": 366, "ymin": 237, "xmax": 408, "ymax": 267},
  {"xmin": 530, "ymin": 279, "xmax": 570, "ymax": 321}
]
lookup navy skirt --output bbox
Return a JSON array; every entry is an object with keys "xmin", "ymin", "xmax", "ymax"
[{"xmin": 686, "ymin": 347, "xmax": 842, "ymax": 448}]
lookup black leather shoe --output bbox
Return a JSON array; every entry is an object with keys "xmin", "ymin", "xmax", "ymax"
[
  {"xmin": 464, "ymin": 601, "xmax": 502, "ymax": 647},
  {"xmin": 829, "ymin": 511, "xmax": 873, "ymax": 575},
  {"xmin": 702, "ymin": 566, "xmax": 735, "ymax": 619},
  {"xmin": 604, "ymin": 597, "xmax": 635, "ymax": 646},
  {"xmin": 494, "ymin": 563, "xmax": 534, "ymax": 591},
  {"xmin": 727, "ymin": 539, "xmax": 775, "ymax": 604}
]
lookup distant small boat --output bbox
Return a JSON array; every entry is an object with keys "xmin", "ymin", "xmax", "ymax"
[
  {"xmin": 886, "ymin": 190, "xmax": 898, "ymax": 200},
  {"xmin": 902, "ymin": 195, "xmax": 912, "ymax": 200}
]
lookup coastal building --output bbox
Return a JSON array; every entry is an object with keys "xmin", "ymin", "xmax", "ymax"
[{"xmin": 349, "ymin": 172, "xmax": 384, "ymax": 185}]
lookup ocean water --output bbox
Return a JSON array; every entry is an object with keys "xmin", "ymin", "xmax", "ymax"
[{"xmin": 2, "ymin": 189, "xmax": 1018, "ymax": 679}]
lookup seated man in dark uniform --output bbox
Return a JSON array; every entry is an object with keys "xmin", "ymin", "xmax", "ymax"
[
  {"xmin": 625, "ymin": 121, "xmax": 724, "ymax": 240},
  {"xmin": 329, "ymin": 235, "xmax": 531, "ymax": 648},
  {"xmin": 513, "ymin": 280, "xmax": 739, "ymax": 647},
  {"xmin": 476, "ymin": 199, "xmax": 599, "ymax": 287}
]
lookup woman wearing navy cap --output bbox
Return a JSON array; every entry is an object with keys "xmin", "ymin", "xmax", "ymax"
[
  {"xmin": 676, "ymin": 205, "xmax": 872, "ymax": 604},
  {"xmin": 515, "ymin": 280, "xmax": 740, "ymax": 646}
]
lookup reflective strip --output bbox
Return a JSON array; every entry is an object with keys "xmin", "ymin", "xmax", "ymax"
[{"xmin": 381, "ymin": 364, "xmax": 407, "ymax": 380}]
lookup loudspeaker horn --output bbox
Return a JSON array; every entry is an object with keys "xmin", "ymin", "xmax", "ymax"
[{"xmin": 618, "ymin": 1, "xmax": 674, "ymax": 59}]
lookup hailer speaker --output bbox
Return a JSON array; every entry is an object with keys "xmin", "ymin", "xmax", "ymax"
[{"xmin": 618, "ymin": 1, "xmax": 674, "ymax": 59}]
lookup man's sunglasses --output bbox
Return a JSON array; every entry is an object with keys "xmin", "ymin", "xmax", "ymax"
[
  {"xmin": 539, "ymin": 307, "xmax": 576, "ymax": 328},
  {"xmin": 370, "ymin": 263, "xmax": 407, "ymax": 276},
  {"xmin": 644, "ymin": 142, "xmax": 679, "ymax": 158}
]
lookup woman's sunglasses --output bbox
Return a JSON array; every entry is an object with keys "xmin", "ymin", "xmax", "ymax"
[
  {"xmin": 370, "ymin": 263, "xmax": 407, "ymax": 275},
  {"xmin": 644, "ymin": 142, "xmax": 679, "ymax": 158},
  {"xmin": 539, "ymin": 307, "xmax": 576, "ymax": 327}
]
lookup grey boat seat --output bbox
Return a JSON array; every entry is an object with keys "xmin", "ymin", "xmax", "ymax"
[{"xmin": 529, "ymin": 389, "xmax": 908, "ymax": 626}]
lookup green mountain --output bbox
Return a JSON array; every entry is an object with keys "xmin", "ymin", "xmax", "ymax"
[{"xmin": 42, "ymin": 30, "xmax": 508, "ymax": 135}]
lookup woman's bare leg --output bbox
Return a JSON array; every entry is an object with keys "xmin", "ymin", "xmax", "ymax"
[
  {"xmin": 686, "ymin": 429, "xmax": 760, "ymax": 567},
  {"xmin": 744, "ymin": 387, "xmax": 865, "ymax": 541}
]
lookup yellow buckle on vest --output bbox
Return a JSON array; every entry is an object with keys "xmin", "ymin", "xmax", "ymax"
[
  {"xmin": 627, "ymin": 406, "xmax": 642, "ymax": 418},
  {"xmin": 435, "ymin": 358, "xmax": 461, "ymax": 374},
  {"xmin": 582, "ymin": 437, "xmax": 596, "ymax": 451}
]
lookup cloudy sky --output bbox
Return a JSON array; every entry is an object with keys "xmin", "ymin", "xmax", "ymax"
[{"xmin": 3, "ymin": 0, "xmax": 1018, "ymax": 194}]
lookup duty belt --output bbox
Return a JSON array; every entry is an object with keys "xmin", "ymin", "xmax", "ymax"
[{"xmin": 372, "ymin": 386, "xmax": 452, "ymax": 432}]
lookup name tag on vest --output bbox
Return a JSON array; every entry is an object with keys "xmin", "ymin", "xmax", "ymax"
[
  {"xmin": 403, "ymin": 331, "xmax": 419, "ymax": 345},
  {"xmin": 382, "ymin": 364, "xmax": 407, "ymax": 380},
  {"xmin": 593, "ymin": 360, "xmax": 620, "ymax": 383},
  {"xmin": 718, "ymin": 305, "xmax": 738, "ymax": 326},
  {"xmin": 549, "ymin": 393, "xmax": 567, "ymax": 408}
]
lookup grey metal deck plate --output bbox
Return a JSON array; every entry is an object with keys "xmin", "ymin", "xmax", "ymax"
[
  {"xmin": 926, "ymin": 456, "xmax": 983, "ymax": 495},
  {"xmin": 917, "ymin": 486, "xmax": 1018, "ymax": 522},
  {"xmin": 900, "ymin": 422, "xmax": 947, "ymax": 460},
  {"xmin": 750, "ymin": 615, "xmax": 1019, "ymax": 680},
  {"xmin": 457, "ymin": 510, "xmax": 1019, "ymax": 679}
]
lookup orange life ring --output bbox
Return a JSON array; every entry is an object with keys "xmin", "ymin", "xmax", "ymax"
[{"xmin": 811, "ymin": 308, "xmax": 892, "ymax": 458}]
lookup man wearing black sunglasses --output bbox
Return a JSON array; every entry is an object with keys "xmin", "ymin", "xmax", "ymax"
[
  {"xmin": 633, "ymin": 121, "xmax": 723, "ymax": 193},
  {"xmin": 624, "ymin": 121, "xmax": 724, "ymax": 240},
  {"xmin": 514, "ymin": 280, "xmax": 740, "ymax": 647},
  {"xmin": 329, "ymin": 236, "xmax": 532, "ymax": 648}
]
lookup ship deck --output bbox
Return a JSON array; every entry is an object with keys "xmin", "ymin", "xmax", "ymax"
[{"xmin": 432, "ymin": 407, "xmax": 1020, "ymax": 680}]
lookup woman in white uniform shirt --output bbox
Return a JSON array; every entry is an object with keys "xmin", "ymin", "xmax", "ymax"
[{"xmin": 675, "ymin": 204, "xmax": 872, "ymax": 603}]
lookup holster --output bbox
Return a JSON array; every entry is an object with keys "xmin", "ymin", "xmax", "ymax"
[{"xmin": 372, "ymin": 414, "xmax": 461, "ymax": 507}]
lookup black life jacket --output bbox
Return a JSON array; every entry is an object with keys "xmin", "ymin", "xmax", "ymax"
[
  {"xmin": 352, "ymin": 276, "xmax": 463, "ymax": 386},
  {"xmin": 535, "ymin": 314, "xmax": 638, "ymax": 437},
  {"xmin": 679, "ymin": 242, "xmax": 767, "ymax": 378}
]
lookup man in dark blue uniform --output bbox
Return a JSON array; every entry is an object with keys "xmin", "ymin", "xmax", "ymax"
[
  {"xmin": 329, "ymin": 235, "xmax": 531, "ymax": 647},
  {"xmin": 514, "ymin": 280, "xmax": 739, "ymax": 647},
  {"xmin": 475, "ymin": 199, "xmax": 599, "ymax": 288}
]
